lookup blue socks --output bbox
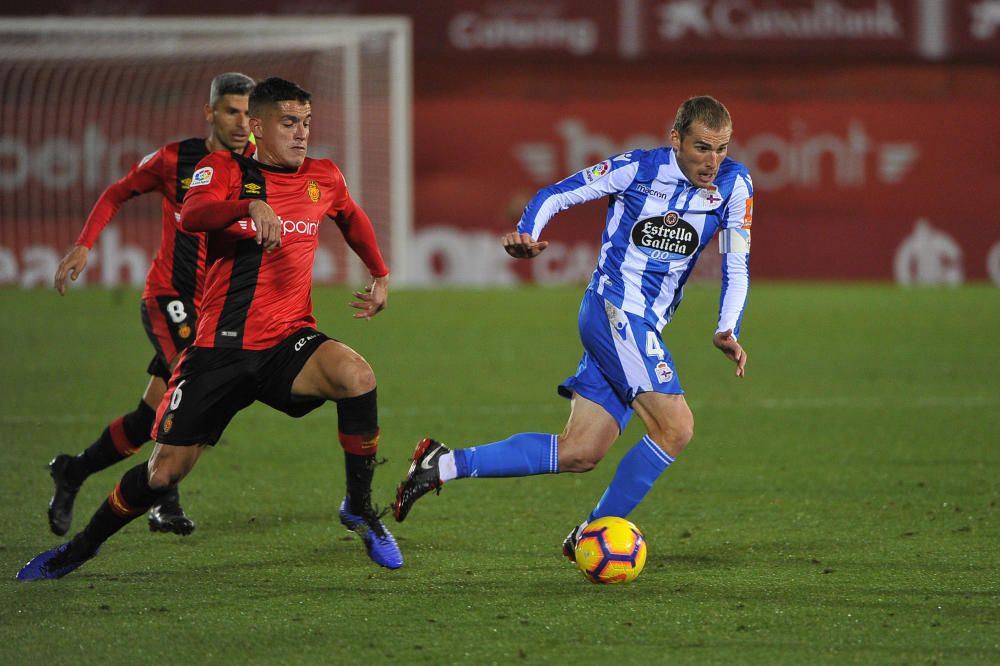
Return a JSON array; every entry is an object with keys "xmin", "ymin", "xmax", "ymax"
[
  {"xmin": 449, "ymin": 431, "xmax": 675, "ymax": 523},
  {"xmin": 588, "ymin": 435, "xmax": 674, "ymax": 521},
  {"xmin": 453, "ymin": 433, "xmax": 559, "ymax": 478}
]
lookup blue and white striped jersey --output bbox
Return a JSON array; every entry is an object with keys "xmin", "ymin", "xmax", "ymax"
[{"xmin": 517, "ymin": 147, "xmax": 753, "ymax": 337}]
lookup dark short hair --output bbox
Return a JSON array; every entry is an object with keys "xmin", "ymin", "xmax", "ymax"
[
  {"xmin": 672, "ymin": 96, "xmax": 732, "ymax": 138},
  {"xmin": 249, "ymin": 77, "xmax": 312, "ymax": 116},
  {"xmin": 209, "ymin": 72, "xmax": 255, "ymax": 107}
]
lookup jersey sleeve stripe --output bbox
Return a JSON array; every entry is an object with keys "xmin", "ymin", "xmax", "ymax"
[
  {"xmin": 517, "ymin": 161, "xmax": 640, "ymax": 240},
  {"xmin": 718, "ymin": 253, "xmax": 750, "ymax": 337}
]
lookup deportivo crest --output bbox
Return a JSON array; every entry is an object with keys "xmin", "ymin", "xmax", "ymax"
[
  {"xmin": 190, "ymin": 167, "xmax": 213, "ymax": 187},
  {"xmin": 307, "ymin": 180, "xmax": 321, "ymax": 203},
  {"xmin": 631, "ymin": 212, "xmax": 700, "ymax": 261},
  {"xmin": 699, "ymin": 186, "xmax": 722, "ymax": 204},
  {"xmin": 655, "ymin": 361, "xmax": 674, "ymax": 383}
]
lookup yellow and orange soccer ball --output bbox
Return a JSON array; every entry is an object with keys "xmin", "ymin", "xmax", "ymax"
[{"xmin": 574, "ymin": 516, "xmax": 647, "ymax": 584}]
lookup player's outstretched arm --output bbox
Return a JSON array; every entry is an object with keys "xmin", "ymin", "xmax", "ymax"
[
  {"xmin": 58, "ymin": 152, "xmax": 165, "ymax": 295},
  {"xmin": 54, "ymin": 245, "xmax": 90, "ymax": 296},
  {"xmin": 713, "ymin": 329, "xmax": 747, "ymax": 377},
  {"xmin": 502, "ymin": 231, "xmax": 549, "ymax": 259},
  {"xmin": 350, "ymin": 275, "xmax": 389, "ymax": 320}
]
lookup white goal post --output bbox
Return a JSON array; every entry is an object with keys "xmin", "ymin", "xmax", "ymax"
[{"xmin": 0, "ymin": 17, "xmax": 412, "ymax": 287}]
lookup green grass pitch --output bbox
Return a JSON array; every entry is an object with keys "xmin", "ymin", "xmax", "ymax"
[{"xmin": 0, "ymin": 283, "xmax": 997, "ymax": 664}]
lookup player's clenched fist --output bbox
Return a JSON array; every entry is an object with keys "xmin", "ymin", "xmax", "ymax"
[
  {"xmin": 249, "ymin": 199, "xmax": 282, "ymax": 252},
  {"xmin": 502, "ymin": 231, "xmax": 549, "ymax": 259}
]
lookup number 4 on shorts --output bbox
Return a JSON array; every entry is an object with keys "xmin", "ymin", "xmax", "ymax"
[{"xmin": 645, "ymin": 331, "xmax": 664, "ymax": 360}]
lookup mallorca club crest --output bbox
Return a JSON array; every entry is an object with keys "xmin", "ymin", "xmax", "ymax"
[{"xmin": 307, "ymin": 180, "xmax": 321, "ymax": 203}]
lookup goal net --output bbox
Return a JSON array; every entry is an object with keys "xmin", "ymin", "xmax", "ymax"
[{"xmin": 0, "ymin": 17, "xmax": 412, "ymax": 287}]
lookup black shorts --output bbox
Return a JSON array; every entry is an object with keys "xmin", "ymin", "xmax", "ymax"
[
  {"xmin": 141, "ymin": 296, "xmax": 198, "ymax": 381},
  {"xmin": 154, "ymin": 328, "xmax": 331, "ymax": 446}
]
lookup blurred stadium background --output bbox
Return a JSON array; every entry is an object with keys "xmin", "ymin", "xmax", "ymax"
[
  {"xmin": 1, "ymin": 0, "xmax": 998, "ymax": 288},
  {"xmin": 2, "ymin": 4, "xmax": 998, "ymax": 663}
]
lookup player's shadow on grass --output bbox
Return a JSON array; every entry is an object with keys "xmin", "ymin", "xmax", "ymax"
[
  {"xmin": 648, "ymin": 551, "xmax": 741, "ymax": 570},
  {"xmin": 175, "ymin": 507, "xmax": 385, "ymax": 536}
]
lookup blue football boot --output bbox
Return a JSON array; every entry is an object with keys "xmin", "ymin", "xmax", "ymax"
[
  {"xmin": 16, "ymin": 537, "xmax": 98, "ymax": 581},
  {"xmin": 338, "ymin": 498, "xmax": 403, "ymax": 569}
]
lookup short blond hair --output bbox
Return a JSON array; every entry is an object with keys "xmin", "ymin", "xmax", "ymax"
[{"xmin": 672, "ymin": 96, "xmax": 732, "ymax": 138}]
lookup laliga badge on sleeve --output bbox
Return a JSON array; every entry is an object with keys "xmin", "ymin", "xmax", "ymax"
[
  {"xmin": 583, "ymin": 160, "xmax": 611, "ymax": 184},
  {"xmin": 190, "ymin": 166, "xmax": 214, "ymax": 187}
]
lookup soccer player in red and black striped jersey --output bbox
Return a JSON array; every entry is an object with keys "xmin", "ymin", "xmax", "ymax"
[
  {"xmin": 46, "ymin": 72, "xmax": 255, "ymax": 538},
  {"xmin": 17, "ymin": 77, "xmax": 403, "ymax": 580}
]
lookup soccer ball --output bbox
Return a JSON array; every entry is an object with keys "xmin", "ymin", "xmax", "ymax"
[{"xmin": 574, "ymin": 516, "xmax": 647, "ymax": 584}]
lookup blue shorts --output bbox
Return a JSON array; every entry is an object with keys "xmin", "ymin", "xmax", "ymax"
[{"xmin": 558, "ymin": 288, "xmax": 684, "ymax": 432}]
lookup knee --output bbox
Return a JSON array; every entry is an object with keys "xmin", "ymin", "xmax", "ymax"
[
  {"xmin": 147, "ymin": 460, "xmax": 187, "ymax": 489},
  {"xmin": 650, "ymin": 414, "xmax": 694, "ymax": 457},
  {"xmin": 673, "ymin": 422, "xmax": 695, "ymax": 452},
  {"xmin": 556, "ymin": 433, "xmax": 604, "ymax": 473},
  {"xmin": 340, "ymin": 357, "xmax": 376, "ymax": 396}
]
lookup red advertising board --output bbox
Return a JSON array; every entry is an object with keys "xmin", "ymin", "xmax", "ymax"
[
  {"xmin": 949, "ymin": 0, "xmax": 1000, "ymax": 58},
  {"xmin": 4, "ymin": 0, "xmax": 998, "ymax": 62},
  {"xmin": 640, "ymin": 0, "xmax": 923, "ymax": 59},
  {"xmin": 412, "ymin": 94, "xmax": 1000, "ymax": 284},
  {"xmin": 1, "ymin": 4, "xmax": 998, "ymax": 287},
  {"xmin": 5, "ymin": 94, "xmax": 996, "ymax": 287}
]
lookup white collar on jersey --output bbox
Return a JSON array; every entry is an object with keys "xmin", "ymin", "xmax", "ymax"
[{"xmin": 665, "ymin": 148, "xmax": 689, "ymax": 185}]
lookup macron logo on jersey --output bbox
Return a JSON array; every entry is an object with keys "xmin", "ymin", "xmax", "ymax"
[{"xmin": 190, "ymin": 167, "xmax": 213, "ymax": 187}]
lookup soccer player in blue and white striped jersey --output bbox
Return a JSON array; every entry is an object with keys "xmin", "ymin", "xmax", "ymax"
[{"xmin": 395, "ymin": 96, "xmax": 753, "ymax": 560}]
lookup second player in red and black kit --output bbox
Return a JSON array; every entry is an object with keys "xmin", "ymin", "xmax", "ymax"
[
  {"xmin": 47, "ymin": 72, "xmax": 256, "ymax": 538},
  {"xmin": 17, "ymin": 77, "xmax": 404, "ymax": 581},
  {"xmin": 183, "ymin": 150, "xmax": 384, "ymax": 353}
]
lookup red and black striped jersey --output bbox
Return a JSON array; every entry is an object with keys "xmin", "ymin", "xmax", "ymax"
[
  {"xmin": 180, "ymin": 151, "xmax": 388, "ymax": 350},
  {"xmin": 77, "ymin": 138, "xmax": 212, "ymax": 306}
]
